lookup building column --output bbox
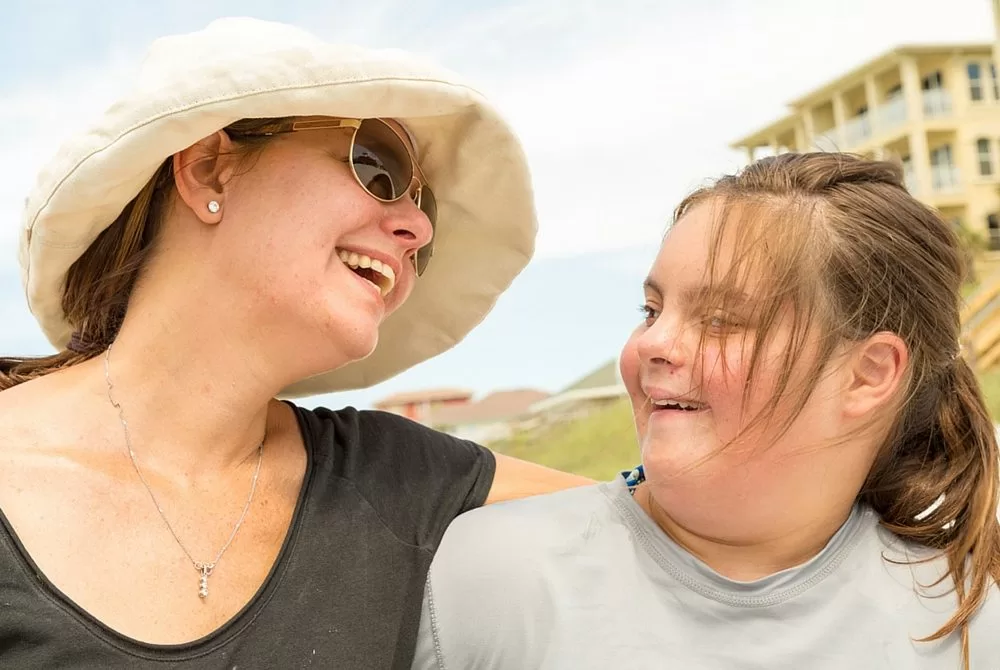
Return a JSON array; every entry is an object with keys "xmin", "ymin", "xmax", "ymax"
[
  {"xmin": 899, "ymin": 56, "xmax": 931, "ymax": 193},
  {"xmin": 908, "ymin": 130, "xmax": 932, "ymax": 195},
  {"xmin": 864, "ymin": 74, "xmax": 879, "ymax": 133},
  {"xmin": 900, "ymin": 56, "xmax": 924, "ymax": 125},
  {"xmin": 770, "ymin": 136, "xmax": 780, "ymax": 155},
  {"xmin": 793, "ymin": 121, "xmax": 806, "ymax": 152},
  {"xmin": 802, "ymin": 109, "xmax": 816, "ymax": 150},
  {"xmin": 832, "ymin": 93, "xmax": 847, "ymax": 150},
  {"xmin": 745, "ymin": 146, "xmax": 755, "ymax": 163}
]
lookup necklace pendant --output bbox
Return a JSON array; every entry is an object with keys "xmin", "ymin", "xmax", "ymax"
[{"xmin": 196, "ymin": 563, "xmax": 214, "ymax": 599}]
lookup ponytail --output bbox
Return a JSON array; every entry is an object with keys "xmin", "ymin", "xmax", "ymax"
[
  {"xmin": 862, "ymin": 357, "xmax": 1000, "ymax": 665},
  {"xmin": 0, "ymin": 159, "xmax": 169, "ymax": 391}
]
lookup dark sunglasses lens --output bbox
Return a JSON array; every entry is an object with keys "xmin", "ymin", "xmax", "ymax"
[
  {"xmin": 414, "ymin": 188, "xmax": 436, "ymax": 276},
  {"xmin": 351, "ymin": 120, "xmax": 412, "ymax": 201}
]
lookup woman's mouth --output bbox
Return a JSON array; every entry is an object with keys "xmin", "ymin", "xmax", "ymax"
[{"xmin": 337, "ymin": 249, "xmax": 396, "ymax": 296}]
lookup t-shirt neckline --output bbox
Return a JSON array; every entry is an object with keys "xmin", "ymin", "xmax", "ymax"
[
  {"xmin": 603, "ymin": 476, "xmax": 872, "ymax": 608},
  {"xmin": 0, "ymin": 401, "xmax": 316, "ymax": 661}
]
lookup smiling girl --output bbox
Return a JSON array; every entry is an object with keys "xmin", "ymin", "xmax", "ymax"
[{"xmin": 414, "ymin": 152, "xmax": 1000, "ymax": 669}]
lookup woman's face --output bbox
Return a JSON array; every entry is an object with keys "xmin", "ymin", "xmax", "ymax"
[
  {"xmin": 618, "ymin": 200, "xmax": 879, "ymax": 545},
  {"xmin": 203, "ymin": 118, "xmax": 434, "ymax": 372}
]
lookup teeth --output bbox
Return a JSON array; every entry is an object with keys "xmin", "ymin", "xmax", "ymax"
[
  {"xmin": 337, "ymin": 249, "xmax": 396, "ymax": 297},
  {"xmin": 653, "ymin": 399, "xmax": 703, "ymax": 410}
]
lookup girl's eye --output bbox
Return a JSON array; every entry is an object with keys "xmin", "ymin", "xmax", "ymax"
[
  {"xmin": 638, "ymin": 304, "xmax": 660, "ymax": 325},
  {"xmin": 705, "ymin": 312, "xmax": 741, "ymax": 332}
]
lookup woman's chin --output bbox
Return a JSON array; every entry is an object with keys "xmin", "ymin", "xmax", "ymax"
[{"xmin": 336, "ymin": 328, "xmax": 381, "ymax": 363}]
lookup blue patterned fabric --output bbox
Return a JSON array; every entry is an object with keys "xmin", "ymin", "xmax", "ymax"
[{"xmin": 622, "ymin": 464, "xmax": 644, "ymax": 494}]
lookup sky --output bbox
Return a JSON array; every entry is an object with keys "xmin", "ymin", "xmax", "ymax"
[{"xmin": 0, "ymin": 0, "xmax": 994, "ymax": 410}]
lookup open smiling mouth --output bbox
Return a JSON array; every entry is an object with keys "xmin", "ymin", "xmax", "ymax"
[
  {"xmin": 337, "ymin": 249, "xmax": 396, "ymax": 297},
  {"xmin": 651, "ymin": 399, "xmax": 708, "ymax": 412}
]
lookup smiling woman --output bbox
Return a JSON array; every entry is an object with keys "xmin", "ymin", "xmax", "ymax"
[{"xmin": 0, "ymin": 17, "xmax": 587, "ymax": 670}]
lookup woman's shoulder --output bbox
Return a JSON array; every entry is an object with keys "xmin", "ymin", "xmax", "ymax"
[
  {"xmin": 294, "ymin": 403, "xmax": 466, "ymax": 448},
  {"xmin": 0, "ymin": 375, "xmax": 86, "ymax": 456},
  {"xmin": 297, "ymin": 403, "xmax": 496, "ymax": 548}
]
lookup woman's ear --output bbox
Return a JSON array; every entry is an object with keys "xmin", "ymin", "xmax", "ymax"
[
  {"xmin": 842, "ymin": 332, "xmax": 909, "ymax": 419},
  {"xmin": 172, "ymin": 130, "xmax": 237, "ymax": 224}
]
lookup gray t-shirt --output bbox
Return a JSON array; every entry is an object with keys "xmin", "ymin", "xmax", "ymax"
[{"xmin": 412, "ymin": 477, "xmax": 1000, "ymax": 669}]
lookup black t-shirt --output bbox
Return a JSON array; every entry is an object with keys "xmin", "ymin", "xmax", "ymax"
[{"xmin": 0, "ymin": 404, "xmax": 496, "ymax": 668}]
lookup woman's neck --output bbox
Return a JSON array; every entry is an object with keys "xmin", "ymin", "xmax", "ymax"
[{"xmin": 68, "ymin": 283, "xmax": 298, "ymax": 474}]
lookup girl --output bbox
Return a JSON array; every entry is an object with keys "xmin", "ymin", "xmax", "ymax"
[{"xmin": 414, "ymin": 152, "xmax": 1000, "ymax": 669}]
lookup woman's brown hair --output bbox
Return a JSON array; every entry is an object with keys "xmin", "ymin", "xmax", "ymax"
[
  {"xmin": 674, "ymin": 152, "xmax": 999, "ymax": 668},
  {"xmin": 0, "ymin": 117, "xmax": 294, "ymax": 390}
]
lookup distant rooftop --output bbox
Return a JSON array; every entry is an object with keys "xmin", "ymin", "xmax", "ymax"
[
  {"xmin": 431, "ymin": 389, "xmax": 550, "ymax": 426},
  {"xmin": 561, "ymin": 359, "xmax": 622, "ymax": 393},
  {"xmin": 373, "ymin": 388, "xmax": 473, "ymax": 408}
]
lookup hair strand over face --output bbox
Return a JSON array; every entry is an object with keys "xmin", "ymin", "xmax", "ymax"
[{"xmin": 673, "ymin": 152, "xmax": 998, "ymax": 669}]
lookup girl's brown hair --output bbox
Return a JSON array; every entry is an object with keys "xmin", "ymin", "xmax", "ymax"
[
  {"xmin": 0, "ymin": 118, "xmax": 294, "ymax": 390},
  {"xmin": 675, "ymin": 152, "xmax": 999, "ymax": 667}
]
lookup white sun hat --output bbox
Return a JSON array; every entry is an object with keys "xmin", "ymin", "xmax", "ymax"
[{"xmin": 18, "ymin": 17, "xmax": 536, "ymax": 397}]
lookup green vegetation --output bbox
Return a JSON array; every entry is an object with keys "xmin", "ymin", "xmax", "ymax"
[
  {"xmin": 977, "ymin": 369, "xmax": 1000, "ymax": 420},
  {"xmin": 492, "ymin": 399, "xmax": 639, "ymax": 481},
  {"xmin": 494, "ymin": 373, "xmax": 1000, "ymax": 480}
]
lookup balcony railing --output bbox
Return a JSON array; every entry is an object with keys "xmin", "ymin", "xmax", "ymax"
[
  {"xmin": 876, "ymin": 95, "xmax": 908, "ymax": 132},
  {"xmin": 804, "ymin": 90, "xmax": 954, "ymax": 154},
  {"xmin": 923, "ymin": 89, "xmax": 952, "ymax": 118},
  {"xmin": 931, "ymin": 164, "xmax": 961, "ymax": 192},
  {"xmin": 812, "ymin": 130, "xmax": 841, "ymax": 152},
  {"xmin": 843, "ymin": 113, "xmax": 872, "ymax": 146}
]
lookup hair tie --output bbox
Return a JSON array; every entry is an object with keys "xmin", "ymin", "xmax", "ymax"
[{"xmin": 66, "ymin": 331, "xmax": 98, "ymax": 355}]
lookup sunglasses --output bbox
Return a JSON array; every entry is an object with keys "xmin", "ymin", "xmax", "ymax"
[{"xmin": 240, "ymin": 117, "xmax": 437, "ymax": 276}]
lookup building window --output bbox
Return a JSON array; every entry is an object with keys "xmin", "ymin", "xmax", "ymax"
[
  {"xmin": 921, "ymin": 71, "xmax": 943, "ymax": 90},
  {"xmin": 930, "ymin": 144, "xmax": 959, "ymax": 191},
  {"xmin": 930, "ymin": 144, "xmax": 953, "ymax": 167},
  {"xmin": 978, "ymin": 138, "xmax": 994, "ymax": 176},
  {"xmin": 993, "ymin": 64, "xmax": 1000, "ymax": 100},
  {"xmin": 988, "ymin": 213, "xmax": 1000, "ymax": 251},
  {"xmin": 968, "ymin": 62, "xmax": 983, "ymax": 101}
]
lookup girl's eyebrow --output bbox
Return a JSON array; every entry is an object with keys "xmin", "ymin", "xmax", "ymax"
[{"xmin": 643, "ymin": 277, "xmax": 752, "ymax": 308}]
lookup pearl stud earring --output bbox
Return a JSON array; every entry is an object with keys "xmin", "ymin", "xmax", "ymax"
[{"xmin": 207, "ymin": 200, "xmax": 221, "ymax": 214}]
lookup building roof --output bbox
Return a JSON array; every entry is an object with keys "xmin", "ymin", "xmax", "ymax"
[
  {"xmin": 373, "ymin": 388, "xmax": 473, "ymax": 408},
  {"xmin": 788, "ymin": 43, "xmax": 991, "ymax": 108},
  {"xmin": 560, "ymin": 359, "xmax": 622, "ymax": 393},
  {"xmin": 731, "ymin": 42, "xmax": 994, "ymax": 149},
  {"xmin": 430, "ymin": 389, "xmax": 550, "ymax": 426},
  {"xmin": 729, "ymin": 114, "xmax": 798, "ymax": 150}
]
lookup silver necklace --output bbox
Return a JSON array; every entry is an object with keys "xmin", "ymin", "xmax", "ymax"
[{"xmin": 103, "ymin": 344, "xmax": 264, "ymax": 599}]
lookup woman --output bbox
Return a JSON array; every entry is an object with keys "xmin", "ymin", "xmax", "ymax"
[
  {"xmin": 414, "ymin": 153, "xmax": 1000, "ymax": 669},
  {"xmin": 0, "ymin": 17, "xmax": 587, "ymax": 669}
]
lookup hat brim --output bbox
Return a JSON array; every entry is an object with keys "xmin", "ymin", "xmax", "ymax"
[{"xmin": 19, "ymin": 18, "xmax": 536, "ymax": 397}]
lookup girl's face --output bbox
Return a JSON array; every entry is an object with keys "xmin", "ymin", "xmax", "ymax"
[{"xmin": 619, "ymin": 199, "xmax": 880, "ymax": 546}]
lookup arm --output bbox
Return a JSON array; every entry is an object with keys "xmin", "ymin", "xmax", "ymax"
[{"xmin": 485, "ymin": 452, "xmax": 593, "ymax": 505}]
